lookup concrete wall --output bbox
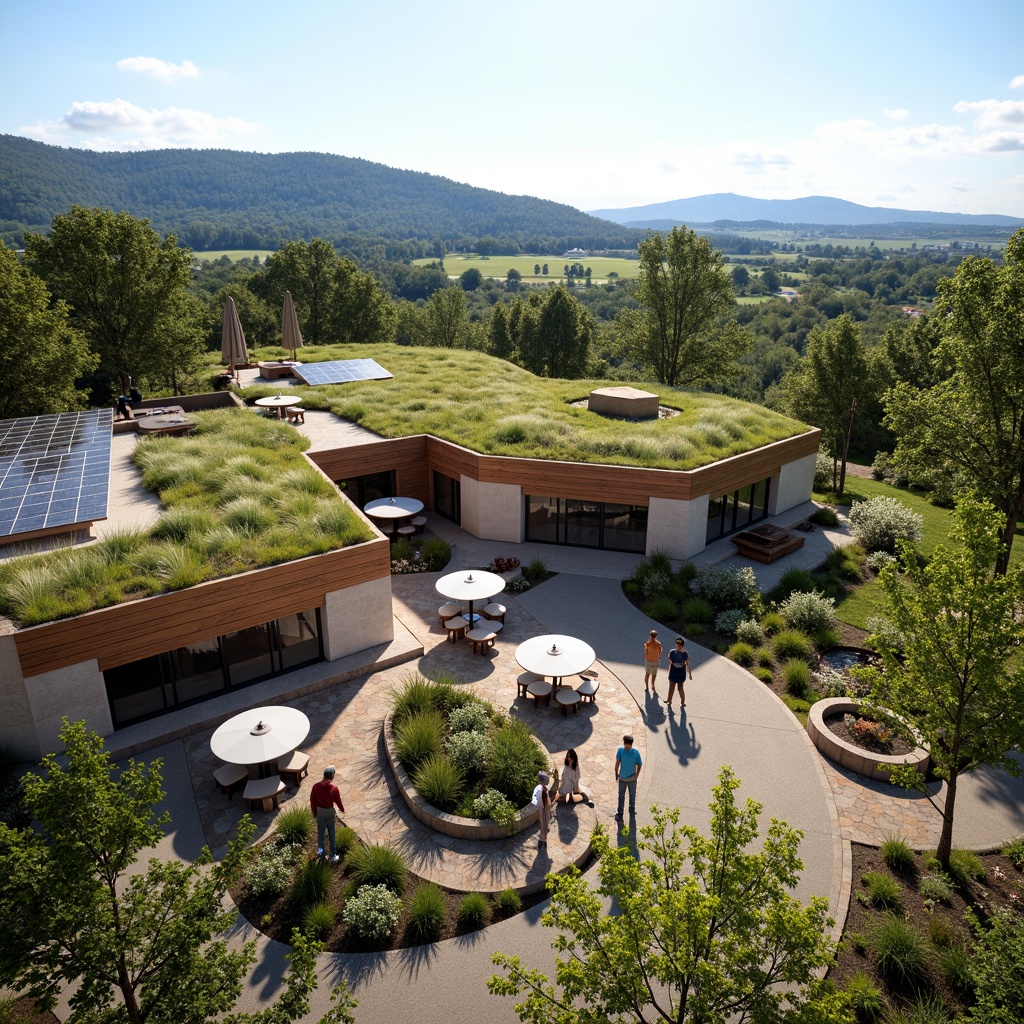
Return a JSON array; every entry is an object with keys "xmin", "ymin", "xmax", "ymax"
[
  {"xmin": 458, "ymin": 475, "xmax": 523, "ymax": 543},
  {"xmin": 647, "ymin": 494, "xmax": 710, "ymax": 559},
  {"xmin": 0, "ymin": 634, "xmax": 37, "ymax": 760},
  {"xmin": 770, "ymin": 452, "xmax": 817, "ymax": 516},
  {"xmin": 322, "ymin": 576, "xmax": 394, "ymax": 661},
  {"xmin": 23, "ymin": 658, "xmax": 113, "ymax": 757}
]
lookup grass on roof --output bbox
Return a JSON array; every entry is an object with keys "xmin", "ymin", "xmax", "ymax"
[
  {"xmin": 0, "ymin": 408, "xmax": 374, "ymax": 627},
  {"xmin": 240, "ymin": 344, "xmax": 810, "ymax": 470}
]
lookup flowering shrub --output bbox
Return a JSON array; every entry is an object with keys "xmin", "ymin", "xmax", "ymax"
[
  {"xmin": 390, "ymin": 558, "xmax": 431, "ymax": 575},
  {"xmin": 472, "ymin": 788, "xmax": 518, "ymax": 830},
  {"xmin": 446, "ymin": 730, "xmax": 490, "ymax": 775},
  {"xmin": 244, "ymin": 842, "xmax": 296, "ymax": 899},
  {"xmin": 505, "ymin": 574, "xmax": 531, "ymax": 593},
  {"xmin": 715, "ymin": 609, "xmax": 749, "ymax": 636},
  {"xmin": 342, "ymin": 883, "xmax": 402, "ymax": 941},
  {"xmin": 449, "ymin": 702, "xmax": 490, "ymax": 734},
  {"xmin": 843, "ymin": 713, "xmax": 893, "ymax": 752},
  {"xmin": 492, "ymin": 556, "xmax": 520, "ymax": 573},
  {"xmin": 692, "ymin": 564, "xmax": 759, "ymax": 611},
  {"xmin": 865, "ymin": 550, "xmax": 896, "ymax": 573},
  {"xmin": 814, "ymin": 450, "xmax": 836, "ymax": 490},
  {"xmin": 849, "ymin": 496, "xmax": 923, "ymax": 554},
  {"xmin": 641, "ymin": 571, "xmax": 671, "ymax": 599},
  {"xmin": 779, "ymin": 590, "xmax": 837, "ymax": 635},
  {"xmin": 735, "ymin": 618, "xmax": 766, "ymax": 646}
]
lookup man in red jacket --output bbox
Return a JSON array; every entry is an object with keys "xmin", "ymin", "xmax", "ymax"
[{"xmin": 309, "ymin": 765, "xmax": 345, "ymax": 862}]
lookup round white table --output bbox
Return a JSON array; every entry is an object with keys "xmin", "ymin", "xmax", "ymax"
[
  {"xmin": 435, "ymin": 569, "xmax": 506, "ymax": 624},
  {"xmin": 255, "ymin": 395, "xmax": 302, "ymax": 418},
  {"xmin": 210, "ymin": 705, "xmax": 310, "ymax": 776},
  {"xmin": 515, "ymin": 634, "xmax": 596, "ymax": 689},
  {"xmin": 364, "ymin": 496, "xmax": 425, "ymax": 520}
]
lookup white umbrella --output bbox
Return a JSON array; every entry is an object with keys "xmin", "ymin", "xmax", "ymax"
[
  {"xmin": 282, "ymin": 291, "xmax": 304, "ymax": 361},
  {"xmin": 221, "ymin": 296, "xmax": 248, "ymax": 377},
  {"xmin": 210, "ymin": 705, "xmax": 310, "ymax": 767},
  {"xmin": 435, "ymin": 569, "xmax": 505, "ymax": 624}
]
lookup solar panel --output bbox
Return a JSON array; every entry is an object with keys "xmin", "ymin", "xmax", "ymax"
[
  {"xmin": 293, "ymin": 358, "xmax": 393, "ymax": 387},
  {"xmin": 0, "ymin": 409, "xmax": 112, "ymax": 540}
]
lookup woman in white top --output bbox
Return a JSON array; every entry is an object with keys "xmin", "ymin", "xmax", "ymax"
[{"xmin": 556, "ymin": 748, "xmax": 585, "ymax": 805}]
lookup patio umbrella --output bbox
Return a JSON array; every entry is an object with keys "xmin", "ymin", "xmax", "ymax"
[
  {"xmin": 221, "ymin": 296, "xmax": 248, "ymax": 377},
  {"xmin": 282, "ymin": 291, "xmax": 304, "ymax": 361}
]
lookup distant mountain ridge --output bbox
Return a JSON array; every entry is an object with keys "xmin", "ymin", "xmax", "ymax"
[
  {"xmin": 589, "ymin": 192, "xmax": 1024, "ymax": 228},
  {"xmin": 0, "ymin": 134, "xmax": 641, "ymax": 253}
]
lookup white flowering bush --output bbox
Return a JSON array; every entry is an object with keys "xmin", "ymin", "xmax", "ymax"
[
  {"xmin": 849, "ymin": 496, "xmax": 923, "ymax": 553},
  {"xmin": 505, "ymin": 574, "xmax": 531, "ymax": 593},
  {"xmin": 735, "ymin": 617, "xmax": 766, "ymax": 646},
  {"xmin": 447, "ymin": 729, "xmax": 490, "ymax": 775},
  {"xmin": 640, "ymin": 571, "xmax": 671, "ymax": 599},
  {"xmin": 865, "ymin": 549, "xmax": 897, "ymax": 573},
  {"xmin": 244, "ymin": 841, "xmax": 296, "ymax": 899},
  {"xmin": 814, "ymin": 451, "xmax": 835, "ymax": 490},
  {"xmin": 343, "ymin": 883, "xmax": 402, "ymax": 940},
  {"xmin": 472, "ymin": 788, "xmax": 518, "ymax": 830},
  {"xmin": 390, "ymin": 558, "xmax": 431, "ymax": 575},
  {"xmin": 449, "ymin": 701, "xmax": 490, "ymax": 734},
  {"xmin": 692, "ymin": 564, "xmax": 759, "ymax": 611},
  {"xmin": 779, "ymin": 590, "xmax": 837, "ymax": 635},
  {"xmin": 812, "ymin": 665, "xmax": 850, "ymax": 699},
  {"xmin": 866, "ymin": 615, "xmax": 907, "ymax": 657},
  {"xmin": 714, "ymin": 609, "xmax": 749, "ymax": 636}
]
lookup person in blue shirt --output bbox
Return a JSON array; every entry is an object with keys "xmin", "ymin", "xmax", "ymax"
[{"xmin": 614, "ymin": 734, "xmax": 642, "ymax": 820}]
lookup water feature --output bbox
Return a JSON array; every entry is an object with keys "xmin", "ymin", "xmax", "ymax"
[{"xmin": 819, "ymin": 646, "xmax": 878, "ymax": 673}]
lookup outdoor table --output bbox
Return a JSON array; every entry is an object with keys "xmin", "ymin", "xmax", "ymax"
[
  {"xmin": 210, "ymin": 705, "xmax": 310, "ymax": 779},
  {"xmin": 515, "ymin": 634, "xmax": 596, "ymax": 690},
  {"xmin": 364, "ymin": 496, "xmax": 425, "ymax": 521},
  {"xmin": 136, "ymin": 413, "xmax": 195, "ymax": 436},
  {"xmin": 435, "ymin": 568, "xmax": 506, "ymax": 625},
  {"xmin": 255, "ymin": 395, "xmax": 302, "ymax": 419}
]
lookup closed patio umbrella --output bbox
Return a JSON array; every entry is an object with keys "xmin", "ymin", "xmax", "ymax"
[
  {"xmin": 282, "ymin": 291, "xmax": 304, "ymax": 361},
  {"xmin": 221, "ymin": 296, "xmax": 248, "ymax": 377}
]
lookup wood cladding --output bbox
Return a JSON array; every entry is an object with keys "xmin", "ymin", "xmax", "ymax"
[
  {"xmin": 309, "ymin": 436, "xmax": 430, "ymax": 504},
  {"xmin": 14, "ymin": 538, "xmax": 390, "ymax": 678}
]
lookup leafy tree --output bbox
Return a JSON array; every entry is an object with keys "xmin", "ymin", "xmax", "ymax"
[
  {"xmin": 542, "ymin": 263, "xmax": 549, "ymax": 275},
  {"xmin": 534, "ymin": 263, "xmax": 541, "ymax": 276},
  {"xmin": 863, "ymin": 497, "xmax": 1024, "ymax": 870},
  {"xmin": 263, "ymin": 238, "xmax": 338, "ymax": 345},
  {"xmin": 761, "ymin": 267, "xmax": 781, "ymax": 293},
  {"xmin": 0, "ymin": 242, "xmax": 96, "ymax": 418},
  {"xmin": 459, "ymin": 267, "xmax": 483, "ymax": 291},
  {"xmin": 489, "ymin": 767, "xmax": 848, "ymax": 1024},
  {"xmin": 618, "ymin": 227, "xmax": 749, "ymax": 387},
  {"xmin": 506, "ymin": 267, "xmax": 522, "ymax": 292},
  {"xmin": 488, "ymin": 302, "xmax": 514, "ymax": 359},
  {"xmin": 25, "ymin": 206, "xmax": 204, "ymax": 397},
  {"xmin": 731, "ymin": 265, "xmax": 750, "ymax": 288},
  {"xmin": 326, "ymin": 257, "xmax": 396, "ymax": 345},
  {"xmin": 778, "ymin": 313, "xmax": 868, "ymax": 495},
  {"xmin": 518, "ymin": 285, "xmax": 593, "ymax": 378},
  {"xmin": 425, "ymin": 284, "xmax": 468, "ymax": 348},
  {"xmin": 964, "ymin": 908, "xmax": 1024, "ymax": 1023},
  {"xmin": 0, "ymin": 720, "xmax": 355, "ymax": 1024},
  {"xmin": 884, "ymin": 230, "xmax": 1024, "ymax": 573},
  {"xmin": 211, "ymin": 282, "xmax": 278, "ymax": 352}
]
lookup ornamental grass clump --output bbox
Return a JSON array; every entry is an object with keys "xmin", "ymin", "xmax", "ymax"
[
  {"xmin": 782, "ymin": 659, "xmax": 812, "ymax": 699},
  {"xmin": 487, "ymin": 719, "xmax": 548, "ymax": 807},
  {"xmin": 347, "ymin": 843, "xmax": 406, "ymax": 895},
  {"xmin": 728, "ymin": 642, "xmax": 755, "ymax": 667},
  {"xmin": 772, "ymin": 628, "xmax": 814, "ymax": 661},
  {"xmin": 412, "ymin": 753, "xmax": 465, "ymax": 812},
  {"xmin": 289, "ymin": 858, "xmax": 333, "ymax": 909},
  {"xmin": 680, "ymin": 596, "xmax": 715, "ymax": 626},
  {"xmin": 407, "ymin": 883, "xmax": 446, "ymax": 943},
  {"xmin": 275, "ymin": 806, "xmax": 315, "ymax": 846},
  {"xmin": 870, "ymin": 914, "xmax": 932, "ymax": 989},
  {"xmin": 457, "ymin": 892, "xmax": 489, "ymax": 930},
  {"xmin": 496, "ymin": 888, "xmax": 522, "ymax": 918},
  {"xmin": 394, "ymin": 710, "xmax": 444, "ymax": 772},
  {"xmin": 862, "ymin": 870, "xmax": 902, "ymax": 909},
  {"xmin": 881, "ymin": 835, "xmax": 916, "ymax": 874},
  {"xmin": 303, "ymin": 900, "xmax": 336, "ymax": 940}
]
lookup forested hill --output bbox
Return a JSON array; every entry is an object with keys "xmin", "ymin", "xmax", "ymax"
[{"xmin": 0, "ymin": 135, "xmax": 642, "ymax": 255}]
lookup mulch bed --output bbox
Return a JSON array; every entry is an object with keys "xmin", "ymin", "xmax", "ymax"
[
  {"xmin": 231, "ymin": 831, "xmax": 553, "ymax": 953},
  {"xmin": 825, "ymin": 711, "xmax": 915, "ymax": 756},
  {"xmin": 831, "ymin": 843, "xmax": 1024, "ymax": 1015}
]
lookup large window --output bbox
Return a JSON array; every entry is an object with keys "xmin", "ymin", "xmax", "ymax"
[
  {"xmin": 525, "ymin": 496, "xmax": 647, "ymax": 552},
  {"xmin": 336, "ymin": 470, "xmax": 396, "ymax": 509},
  {"xmin": 104, "ymin": 607, "xmax": 323, "ymax": 728},
  {"xmin": 433, "ymin": 470, "xmax": 461, "ymax": 524},
  {"xmin": 706, "ymin": 477, "xmax": 771, "ymax": 543}
]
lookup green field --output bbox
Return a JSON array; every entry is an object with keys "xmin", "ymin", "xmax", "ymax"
[
  {"xmin": 193, "ymin": 249, "xmax": 277, "ymax": 262},
  {"xmin": 412, "ymin": 253, "xmax": 641, "ymax": 281}
]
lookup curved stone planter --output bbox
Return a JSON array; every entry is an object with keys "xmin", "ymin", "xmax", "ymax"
[
  {"xmin": 382, "ymin": 713, "xmax": 541, "ymax": 840},
  {"xmin": 807, "ymin": 697, "xmax": 930, "ymax": 782}
]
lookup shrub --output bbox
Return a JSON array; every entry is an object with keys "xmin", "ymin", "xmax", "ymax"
[
  {"xmin": 814, "ymin": 450, "xmax": 836, "ymax": 490},
  {"xmin": 756, "ymin": 646, "xmax": 775, "ymax": 668},
  {"xmin": 419, "ymin": 537, "xmax": 452, "ymax": 571},
  {"xmin": 303, "ymin": 900, "xmax": 336, "ymax": 939},
  {"xmin": 472, "ymin": 788, "xmax": 518, "ymax": 829},
  {"xmin": 810, "ymin": 505, "xmax": 839, "ymax": 527},
  {"xmin": 347, "ymin": 843, "xmax": 407, "ymax": 894},
  {"xmin": 946, "ymin": 848, "xmax": 985, "ymax": 885},
  {"xmin": 457, "ymin": 892, "xmax": 489, "ymax": 930},
  {"xmin": 779, "ymin": 590, "xmax": 837, "ymax": 635},
  {"xmin": 496, "ymin": 888, "xmax": 522, "ymax": 917},
  {"xmin": 776, "ymin": 568, "xmax": 818, "ymax": 599},
  {"xmin": 849, "ymin": 496, "xmax": 923, "ymax": 554},
  {"xmin": 866, "ymin": 615, "xmax": 907, "ymax": 657},
  {"xmin": 413, "ymin": 753, "xmax": 465, "ymax": 811},
  {"xmin": 692, "ymin": 564, "xmax": 758, "ymax": 611},
  {"xmin": 342, "ymin": 883, "xmax": 402, "ymax": 941},
  {"xmin": 844, "ymin": 970, "xmax": 884, "ymax": 1021},
  {"xmin": 881, "ymin": 835, "xmax": 916, "ymax": 874},
  {"xmin": 782, "ymin": 659, "xmax": 812, "ymax": 698},
  {"xmin": 862, "ymin": 870, "xmax": 902, "ymax": 909},
  {"xmin": 487, "ymin": 719, "xmax": 547, "ymax": 806},
  {"xmin": 522, "ymin": 558, "xmax": 549, "ymax": 584},
  {"xmin": 390, "ymin": 675, "xmax": 435, "ymax": 727},
  {"xmin": 334, "ymin": 826, "xmax": 357, "ymax": 860},
  {"xmin": 754, "ymin": 667, "xmax": 774, "ymax": 684},
  {"xmin": 505, "ymin": 573, "xmax": 531, "ymax": 593},
  {"xmin": 1001, "ymin": 836, "xmax": 1024, "ymax": 870},
  {"xmin": 865, "ymin": 549, "xmax": 896, "ymax": 574},
  {"xmin": 446, "ymin": 730, "xmax": 490, "ymax": 776},
  {"xmin": 640, "ymin": 570, "xmax": 671, "ymax": 599},
  {"xmin": 676, "ymin": 561, "xmax": 697, "ymax": 586},
  {"xmin": 772, "ymin": 629, "xmax": 813, "ymax": 661},
  {"xmin": 275, "ymin": 806, "xmax": 315, "ymax": 846},
  {"xmin": 449, "ymin": 701, "xmax": 490, "ymax": 734},
  {"xmin": 813, "ymin": 626, "xmax": 843, "ymax": 651},
  {"xmin": 407, "ymin": 883, "xmax": 447, "ymax": 943},
  {"xmin": 290, "ymin": 857, "xmax": 333, "ymax": 909},
  {"xmin": 728, "ymin": 642, "xmax": 755, "ymax": 667},
  {"xmin": 394, "ymin": 710, "xmax": 444, "ymax": 772},
  {"xmin": 927, "ymin": 913, "xmax": 954, "ymax": 947},
  {"xmin": 870, "ymin": 914, "xmax": 931, "ymax": 989},
  {"xmin": 680, "ymin": 596, "xmax": 714, "ymax": 625},
  {"xmin": 939, "ymin": 943, "xmax": 974, "ymax": 997},
  {"xmin": 735, "ymin": 618, "xmax": 765, "ymax": 646},
  {"xmin": 643, "ymin": 595, "xmax": 679, "ymax": 621},
  {"xmin": 917, "ymin": 873, "xmax": 954, "ymax": 905},
  {"xmin": 760, "ymin": 610, "xmax": 785, "ymax": 636},
  {"xmin": 714, "ymin": 608, "xmax": 749, "ymax": 636},
  {"xmin": 813, "ymin": 665, "xmax": 848, "ymax": 698},
  {"xmin": 245, "ymin": 842, "xmax": 296, "ymax": 899}
]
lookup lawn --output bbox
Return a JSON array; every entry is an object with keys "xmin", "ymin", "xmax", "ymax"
[
  {"xmin": 192, "ymin": 249, "xmax": 277, "ymax": 262},
  {"xmin": 412, "ymin": 253, "xmax": 641, "ymax": 281},
  {"xmin": 240, "ymin": 344, "xmax": 811, "ymax": 471}
]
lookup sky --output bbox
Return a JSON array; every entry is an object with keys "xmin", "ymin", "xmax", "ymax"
[{"xmin": 3, "ymin": 0, "xmax": 1024, "ymax": 218}]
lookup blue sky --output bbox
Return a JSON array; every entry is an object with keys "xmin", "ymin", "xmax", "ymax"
[{"xmin": 3, "ymin": 0, "xmax": 1023, "ymax": 216}]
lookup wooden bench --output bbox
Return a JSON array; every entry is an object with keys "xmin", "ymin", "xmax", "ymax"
[
  {"xmin": 517, "ymin": 672, "xmax": 541, "ymax": 699},
  {"xmin": 285, "ymin": 406, "xmax": 305, "ymax": 424},
  {"xmin": 444, "ymin": 617, "xmax": 468, "ymax": 642},
  {"xmin": 242, "ymin": 776, "xmax": 285, "ymax": 812},
  {"xmin": 482, "ymin": 602, "xmax": 506, "ymax": 624},
  {"xmin": 276, "ymin": 749, "xmax": 309, "ymax": 786},
  {"xmin": 213, "ymin": 762, "xmax": 248, "ymax": 797},
  {"xmin": 438, "ymin": 602, "xmax": 463, "ymax": 626},
  {"xmin": 730, "ymin": 524, "xmax": 805, "ymax": 564},
  {"xmin": 556, "ymin": 689, "xmax": 581, "ymax": 716},
  {"xmin": 576, "ymin": 676, "xmax": 601, "ymax": 703},
  {"xmin": 467, "ymin": 627, "xmax": 498, "ymax": 654}
]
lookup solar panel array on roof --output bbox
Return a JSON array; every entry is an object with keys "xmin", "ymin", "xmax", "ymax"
[
  {"xmin": 0, "ymin": 409, "xmax": 113, "ymax": 540},
  {"xmin": 293, "ymin": 359, "xmax": 393, "ymax": 387}
]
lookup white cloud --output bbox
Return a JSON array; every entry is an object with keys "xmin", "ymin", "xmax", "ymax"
[
  {"xmin": 117, "ymin": 56, "xmax": 200, "ymax": 82},
  {"xmin": 731, "ymin": 151, "xmax": 793, "ymax": 173},
  {"xmin": 20, "ymin": 97, "xmax": 257, "ymax": 150},
  {"xmin": 883, "ymin": 108, "xmax": 909, "ymax": 120},
  {"xmin": 954, "ymin": 98, "xmax": 1024, "ymax": 128},
  {"xmin": 1010, "ymin": 74, "xmax": 1024, "ymax": 89}
]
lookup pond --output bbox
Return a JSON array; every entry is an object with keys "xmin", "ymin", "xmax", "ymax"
[{"xmin": 819, "ymin": 646, "xmax": 878, "ymax": 673}]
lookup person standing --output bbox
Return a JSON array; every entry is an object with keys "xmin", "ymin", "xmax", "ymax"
[
  {"xmin": 532, "ymin": 770, "xmax": 552, "ymax": 847},
  {"xmin": 614, "ymin": 735, "xmax": 642, "ymax": 820},
  {"xmin": 643, "ymin": 629, "xmax": 663, "ymax": 694},
  {"xmin": 309, "ymin": 764, "xmax": 345, "ymax": 863},
  {"xmin": 667, "ymin": 635, "xmax": 693, "ymax": 708}
]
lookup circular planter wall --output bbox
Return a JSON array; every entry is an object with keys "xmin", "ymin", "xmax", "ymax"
[
  {"xmin": 382, "ymin": 712, "xmax": 542, "ymax": 840},
  {"xmin": 806, "ymin": 697, "xmax": 930, "ymax": 782}
]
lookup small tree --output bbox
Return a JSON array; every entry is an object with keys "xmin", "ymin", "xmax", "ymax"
[
  {"xmin": 862, "ymin": 497, "xmax": 1024, "ymax": 870},
  {"xmin": 489, "ymin": 767, "xmax": 849, "ymax": 1024}
]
